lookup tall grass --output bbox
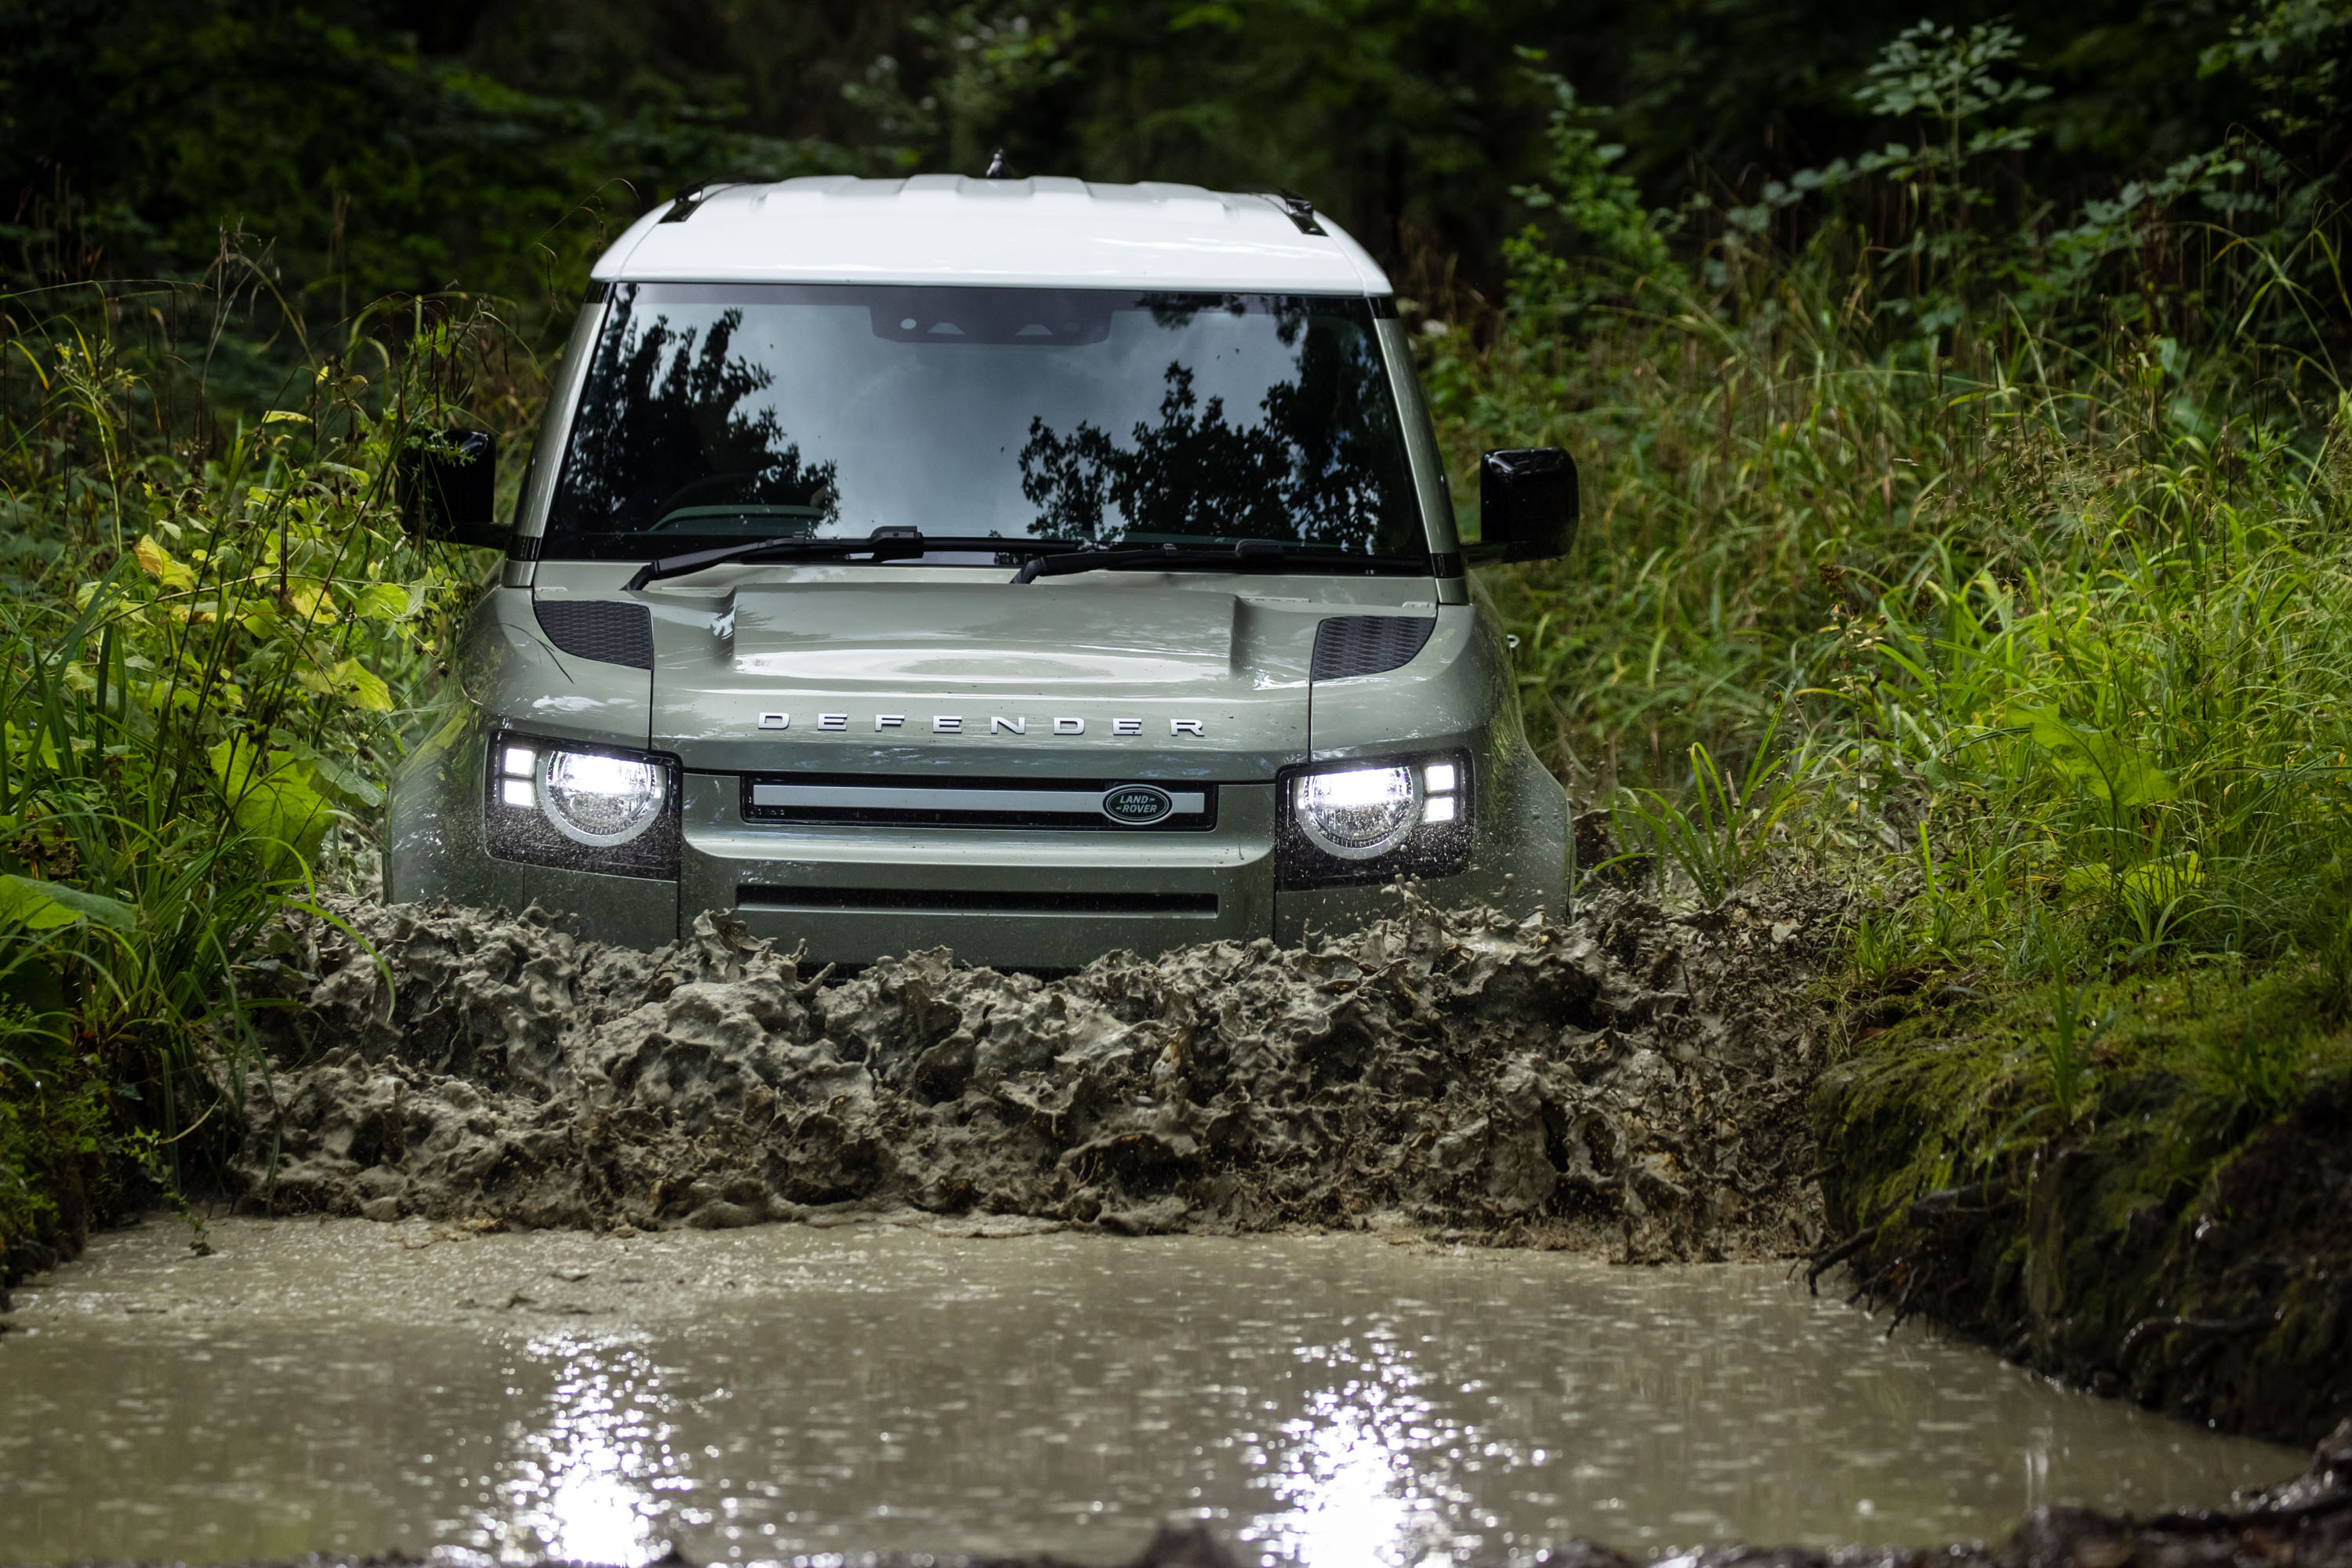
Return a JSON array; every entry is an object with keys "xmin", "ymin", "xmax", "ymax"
[
  {"xmin": 0, "ymin": 272, "xmax": 507, "ymax": 1265},
  {"xmin": 1428, "ymin": 20, "xmax": 2347, "ymax": 927},
  {"xmin": 1425, "ymin": 20, "xmax": 2352, "ymax": 1185}
]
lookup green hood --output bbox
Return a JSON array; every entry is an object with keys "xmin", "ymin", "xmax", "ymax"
[{"xmin": 649, "ymin": 579, "xmax": 1332, "ymax": 777}]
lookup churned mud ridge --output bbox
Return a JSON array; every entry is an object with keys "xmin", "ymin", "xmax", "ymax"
[{"xmin": 232, "ymin": 885, "xmax": 1837, "ymax": 1258}]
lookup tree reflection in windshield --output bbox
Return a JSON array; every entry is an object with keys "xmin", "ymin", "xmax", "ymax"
[
  {"xmin": 544, "ymin": 285, "xmax": 1426, "ymax": 564},
  {"xmin": 1018, "ymin": 304, "xmax": 1410, "ymax": 551},
  {"xmin": 561, "ymin": 297, "xmax": 840, "ymax": 535}
]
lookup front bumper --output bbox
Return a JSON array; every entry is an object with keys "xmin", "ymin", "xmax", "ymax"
[
  {"xmin": 390, "ymin": 717, "xmax": 1564, "ymax": 968},
  {"xmin": 682, "ymin": 773, "xmax": 1276, "ymax": 968}
]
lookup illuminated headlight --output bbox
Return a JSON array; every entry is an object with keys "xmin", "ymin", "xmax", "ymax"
[
  {"xmin": 1279, "ymin": 751, "xmax": 1471, "ymax": 887},
  {"xmin": 541, "ymin": 750, "xmax": 666, "ymax": 844},
  {"xmin": 486, "ymin": 735, "xmax": 680, "ymax": 877},
  {"xmin": 1294, "ymin": 764, "xmax": 1421, "ymax": 858}
]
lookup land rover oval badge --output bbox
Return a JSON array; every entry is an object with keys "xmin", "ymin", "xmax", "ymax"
[{"xmin": 1101, "ymin": 783, "xmax": 1174, "ymax": 826}]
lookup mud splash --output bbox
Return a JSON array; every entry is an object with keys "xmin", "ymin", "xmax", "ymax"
[{"xmin": 234, "ymin": 887, "xmax": 1835, "ymax": 1258}]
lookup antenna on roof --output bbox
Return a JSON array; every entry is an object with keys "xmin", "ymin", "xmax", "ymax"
[{"xmin": 983, "ymin": 148, "xmax": 1009, "ymax": 180}]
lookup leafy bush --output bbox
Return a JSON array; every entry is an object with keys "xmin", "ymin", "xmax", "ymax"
[
  {"xmin": 1428, "ymin": 13, "xmax": 2352, "ymax": 1189},
  {"xmin": 0, "ymin": 278, "xmax": 501, "ymax": 1270}
]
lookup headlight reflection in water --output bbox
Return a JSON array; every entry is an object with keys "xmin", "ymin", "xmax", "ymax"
[
  {"xmin": 1242, "ymin": 1329, "xmax": 1475, "ymax": 1566},
  {"xmin": 481, "ymin": 1334, "xmax": 674, "ymax": 1566}
]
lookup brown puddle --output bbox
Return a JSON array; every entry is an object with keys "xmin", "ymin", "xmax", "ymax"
[{"xmin": 0, "ymin": 1216, "xmax": 2300, "ymax": 1565}]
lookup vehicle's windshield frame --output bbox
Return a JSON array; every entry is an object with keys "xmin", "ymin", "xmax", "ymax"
[{"xmin": 539, "ymin": 282, "xmax": 1437, "ymax": 575}]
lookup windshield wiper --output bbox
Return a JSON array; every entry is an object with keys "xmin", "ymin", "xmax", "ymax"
[
  {"xmin": 623, "ymin": 528, "xmax": 1083, "ymax": 590},
  {"xmin": 1010, "ymin": 538, "xmax": 1422, "ymax": 583}
]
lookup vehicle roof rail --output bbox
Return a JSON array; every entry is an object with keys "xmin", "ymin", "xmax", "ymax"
[
  {"xmin": 661, "ymin": 183, "xmax": 736, "ymax": 223},
  {"xmin": 1250, "ymin": 188, "xmax": 1327, "ymax": 237}
]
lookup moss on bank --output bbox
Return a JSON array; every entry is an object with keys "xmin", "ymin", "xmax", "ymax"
[
  {"xmin": 0, "ymin": 1047, "xmax": 137, "ymax": 1294},
  {"xmin": 1812, "ymin": 955, "xmax": 2352, "ymax": 1446}
]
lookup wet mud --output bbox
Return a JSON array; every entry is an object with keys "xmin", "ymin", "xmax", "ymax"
[
  {"xmin": 1814, "ymin": 1055, "xmax": 2352, "ymax": 1448},
  {"xmin": 232, "ymin": 886, "xmax": 1836, "ymax": 1259}
]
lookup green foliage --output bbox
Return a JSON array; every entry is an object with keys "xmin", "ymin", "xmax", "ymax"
[
  {"xmin": 1428, "ymin": 13, "xmax": 2352, "ymax": 1217},
  {"xmin": 844, "ymin": 5, "xmax": 1082, "ymax": 176},
  {"xmin": 1616, "ymin": 717, "xmax": 1812, "ymax": 907},
  {"xmin": 0, "ymin": 0, "xmax": 855, "ymax": 313},
  {"xmin": 2037, "ymin": 978, "xmax": 2108, "ymax": 1126},
  {"xmin": 1502, "ymin": 60, "xmax": 1684, "ymax": 325},
  {"xmin": 2201, "ymin": 0, "xmax": 2352, "ymax": 137},
  {"xmin": 0, "ymin": 274, "xmax": 492, "ymax": 1270},
  {"xmin": 0, "ymin": 1010, "xmax": 119, "ymax": 1272},
  {"xmin": 2197, "ymin": 1010, "xmax": 2307, "ymax": 1138}
]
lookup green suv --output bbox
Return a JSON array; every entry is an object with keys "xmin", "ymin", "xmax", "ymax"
[{"xmin": 387, "ymin": 176, "xmax": 1573, "ymax": 967}]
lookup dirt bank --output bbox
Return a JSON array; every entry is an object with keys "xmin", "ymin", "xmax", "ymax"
[
  {"xmin": 230, "ymin": 885, "xmax": 1835, "ymax": 1260},
  {"xmin": 1813, "ymin": 1036, "xmax": 2352, "ymax": 1449}
]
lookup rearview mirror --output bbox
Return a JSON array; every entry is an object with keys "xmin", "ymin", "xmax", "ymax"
[
  {"xmin": 397, "ymin": 430, "xmax": 508, "ymax": 549},
  {"xmin": 1471, "ymin": 448, "xmax": 1578, "ymax": 564}
]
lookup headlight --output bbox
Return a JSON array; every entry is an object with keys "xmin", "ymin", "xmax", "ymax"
[
  {"xmin": 542, "ymin": 750, "xmax": 666, "ymax": 844},
  {"xmin": 486, "ymin": 734, "xmax": 681, "ymax": 878},
  {"xmin": 1294, "ymin": 764, "xmax": 1421, "ymax": 858},
  {"xmin": 1279, "ymin": 752, "xmax": 1471, "ymax": 887}
]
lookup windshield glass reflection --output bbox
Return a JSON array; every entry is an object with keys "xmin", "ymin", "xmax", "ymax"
[{"xmin": 547, "ymin": 285, "xmax": 1424, "ymax": 561}]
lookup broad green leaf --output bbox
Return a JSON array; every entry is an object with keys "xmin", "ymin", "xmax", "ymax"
[
  {"xmin": 132, "ymin": 535, "xmax": 196, "ymax": 591},
  {"xmin": 210, "ymin": 741, "xmax": 335, "ymax": 862},
  {"xmin": 0, "ymin": 873, "xmax": 136, "ymax": 931},
  {"xmin": 2059, "ymin": 853, "xmax": 2202, "ymax": 906},
  {"xmin": 2123, "ymin": 852, "xmax": 2202, "ymax": 905},
  {"xmin": 328, "ymin": 658, "xmax": 394, "ymax": 712},
  {"xmin": 2004, "ymin": 704, "xmax": 2174, "ymax": 807},
  {"xmin": 350, "ymin": 583, "xmax": 410, "ymax": 622},
  {"xmin": 286, "ymin": 580, "xmax": 334, "ymax": 626},
  {"xmin": 290, "ymin": 741, "xmax": 388, "ymax": 809}
]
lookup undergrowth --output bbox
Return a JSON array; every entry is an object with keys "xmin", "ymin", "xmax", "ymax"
[
  {"xmin": 0, "ymin": 260, "xmax": 516, "ymax": 1278},
  {"xmin": 1422, "ymin": 17, "xmax": 2352, "ymax": 1263}
]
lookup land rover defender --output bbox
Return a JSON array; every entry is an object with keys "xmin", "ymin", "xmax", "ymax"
[{"xmin": 386, "ymin": 176, "xmax": 1574, "ymax": 967}]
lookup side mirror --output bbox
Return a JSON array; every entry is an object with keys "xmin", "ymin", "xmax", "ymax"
[
  {"xmin": 1471, "ymin": 448, "xmax": 1578, "ymax": 564},
  {"xmin": 397, "ymin": 430, "xmax": 508, "ymax": 549}
]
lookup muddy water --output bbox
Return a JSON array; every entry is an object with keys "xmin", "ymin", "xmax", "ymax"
[{"xmin": 0, "ymin": 1218, "xmax": 2299, "ymax": 1566}]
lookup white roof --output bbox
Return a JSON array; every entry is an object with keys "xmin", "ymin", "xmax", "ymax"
[{"xmin": 592, "ymin": 176, "xmax": 1392, "ymax": 295}]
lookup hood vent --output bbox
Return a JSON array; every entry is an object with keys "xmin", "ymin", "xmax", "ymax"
[
  {"xmin": 535, "ymin": 599, "xmax": 654, "ymax": 670},
  {"xmin": 1311, "ymin": 615, "xmax": 1433, "ymax": 681}
]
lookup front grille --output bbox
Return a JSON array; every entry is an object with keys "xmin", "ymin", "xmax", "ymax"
[
  {"xmin": 742, "ymin": 773, "xmax": 1217, "ymax": 830},
  {"xmin": 738, "ymin": 886, "xmax": 1218, "ymax": 916}
]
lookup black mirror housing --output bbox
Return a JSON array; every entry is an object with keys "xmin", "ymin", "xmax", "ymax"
[
  {"xmin": 397, "ymin": 430, "xmax": 508, "ymax": 549},
  {"xmin": 1471, "ymin": 448, "xmax": 1578, "ymax": 564}
]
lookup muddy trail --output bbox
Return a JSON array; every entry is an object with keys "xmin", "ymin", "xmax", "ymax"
[{"xmin": 230, "ymin": 885, "xmax": 1837, "ymax": 1258}]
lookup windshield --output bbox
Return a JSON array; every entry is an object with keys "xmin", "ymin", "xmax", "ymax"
[{"xmin": 545, "ymin": 284, "xmax": 1428, "ymax": 565}]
